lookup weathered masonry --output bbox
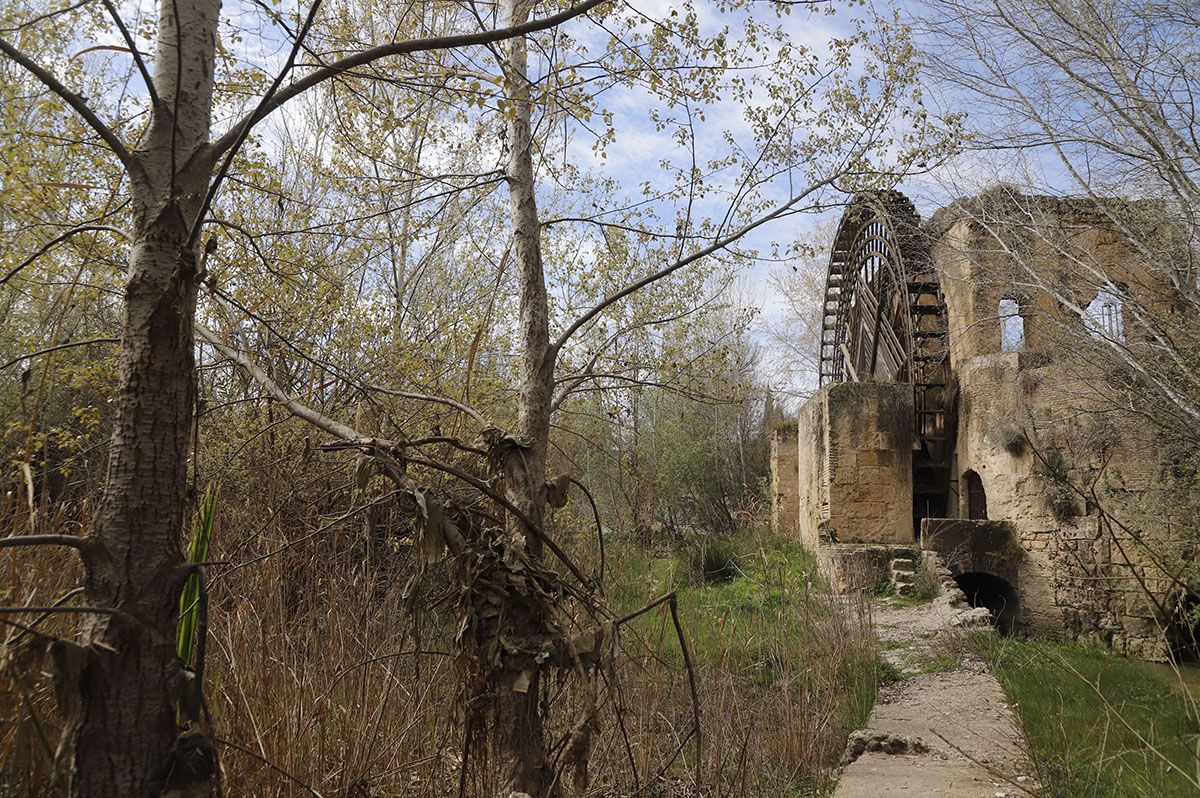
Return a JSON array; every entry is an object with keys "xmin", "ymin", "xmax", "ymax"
[{"xmin": 771, "ymin": 190, "xmax": 1194, "ymax": 660}]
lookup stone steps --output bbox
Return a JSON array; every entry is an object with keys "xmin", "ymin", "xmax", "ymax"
[{"xmin": 889, "ymin": 557, "xmax": 916, "ymax": 596}]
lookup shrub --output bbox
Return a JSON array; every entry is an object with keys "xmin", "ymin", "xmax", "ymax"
[
  {"xmin": 1046, "ymin": 483, "xmax": 1078, "ymax": 522},
  {"xmin": 1034, "ymin": 448, "xmax": 1079, "ymax": 521},
  {"xmin": 693, "ymin": 539, "xmax": 741, "ymax": 583},
  {"xmin": 1000, "ymin": 427, "xmax": 1026, "ymax": 455},
  {"xmin": 875, "ymin": 656, "xmax": 903, "ymax": 684},
  {"xmin": 911, "ymin": 559, "xmax": 943, "ymax": 603},
  {"xmin": 1035, "ymin": 448, "xmax": 1071, "ymax": 483}
]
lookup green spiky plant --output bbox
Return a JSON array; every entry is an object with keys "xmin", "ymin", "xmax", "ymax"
[{"xmin": 177, "ymin": 484, "xmax": 218, "ymax": 721}]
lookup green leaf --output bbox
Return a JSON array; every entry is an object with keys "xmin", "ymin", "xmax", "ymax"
[{"xmin": 177, "ymin": 483, "xmax": 219, "ymax": 668}]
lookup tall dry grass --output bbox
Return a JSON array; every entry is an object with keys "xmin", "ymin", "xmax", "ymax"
[
  {"xmin": 1, "ymin": 469, "xmax": 880, "ymax": 796},
  {"xmin": 596, "ymin": 539, "xmax": 879, "ymax": 796},
  {"xmin": 0, "ymin": 491, "xmax": 87, "ymax": 796}
]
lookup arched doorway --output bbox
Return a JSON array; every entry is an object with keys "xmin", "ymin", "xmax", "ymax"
[
  {"xmin": 955, "ymin": 572, "xmax": 1019, "ymax": 635},
  {"xmin": 963, "ymin": 470, "xmax": 988, "ymax": 520}
]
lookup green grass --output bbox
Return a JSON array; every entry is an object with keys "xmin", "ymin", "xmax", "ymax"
[
  {"xmin": 914, "ymin": 648, "xmax": 964, "ymax": 674},
  {"xmin": 613, "ymin": 537, "xmax": 827, "ymax": 664},
  {"xmin": 609, "ymin": 535, "xmax": 881, "ymax": 790},
  {"xmin": 875, "ymin": 655, "xmax": 903, "ymax": 685},
  {"xmin": 974, "ymin": 633, "xmax": 1200, "ymax": 798}
]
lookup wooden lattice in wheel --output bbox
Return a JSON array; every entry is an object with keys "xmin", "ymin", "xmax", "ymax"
[{"xmin": 817, "ymin": 190, "xmax": 954, "ymax": 524}]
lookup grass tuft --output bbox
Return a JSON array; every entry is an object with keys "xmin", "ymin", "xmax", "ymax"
[
  {"xmin": 973, "ymin": 632, "xmax": 1200, "ymax": 798},
  {"xmin": 612, "ymin": 535, "xmax": 882, "ymax": 793},
  {"xmin": 691, "ymin": 538, "xmax": 741, "ymax": 583}
]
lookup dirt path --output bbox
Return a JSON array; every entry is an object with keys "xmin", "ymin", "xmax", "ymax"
[{"xmin": 832, "ymin": 595, "xmax": 1040, "ymax": 797}]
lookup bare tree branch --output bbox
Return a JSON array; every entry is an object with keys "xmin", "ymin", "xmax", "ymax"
[
  {"xmin": 0, "ymin": 225, "xmax": 129, "ymax": 287},
  {"xmin": 199, "ymin": 323, "xmax": 594, "ymax": 589},
  {"xmin": 366, "ymin": 385, "xmax": 493, "ymax": 428},
  {"xmin": 0, "ymin": 35, "xmax": 136, "ymax": 168},
  {"xmin": 188, "ymin": 0, "xmax": 329, "ymax": 245},
  {"xmin": 197, "ymin": 322, "xmax": 361, "ymax": 441},
  {"xmin": 552, "ymin": 176, "xmax": 834, "ymax": 355},
  {"xmin": 0, "ymin": 338, "xmax": 120, "ymax": 372},
  {"xmin": 0, "ymin": 535, "xmax": 89, "ymax": 551},
  {"xmin": 205, "ymin": 0, "xmax": 611, "ymax": 160},
  {"xmin": 97, "ymin": 0, "xmax": 160, "ymax": 108}
]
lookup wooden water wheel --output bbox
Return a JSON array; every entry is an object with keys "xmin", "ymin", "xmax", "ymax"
[{"xmin": 817, "ymin": 191, "xmax": 954, "ymax": 527}]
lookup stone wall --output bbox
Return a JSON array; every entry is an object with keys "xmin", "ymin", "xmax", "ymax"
[
  {"xmin": 953, "ymin": 351, "xmax": 1180, "ymax": 658},
  {"xmin": 768, "ymin": 190, "xmax": 1194, "ymax": 660},
  {"xmin": 794, "ymin": 393, "xmax": 826, "ymax": 552},
  {"xmin": 819, "ymin": 543, "xmax": 918, "ymax": 593},
  {"xmin": 823, "ymin": 382, "xmax": 915, "ymax": 546},
  {"xmin": 930, "ymin": 201, "xmax": 1178, "ymax": 368},
  {"xmin": 792, "ymin": 382, "xmax": 915, "ymax": 551},
  {"xmin": 924, "ymin": 195, "xmax": 1189, "ymax": 659},
  {"xmin": 770, "ymin": 425, "xmax": 800, "ymax": 540},
  {"xmin": 921, "ymin": 518, "xmax": 1049, "ymax": 633}
]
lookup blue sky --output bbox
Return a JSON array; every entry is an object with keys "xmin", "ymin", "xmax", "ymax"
[{"xmin": 78, "ymin": 0, "xmax": 1080, "ymax": 396}]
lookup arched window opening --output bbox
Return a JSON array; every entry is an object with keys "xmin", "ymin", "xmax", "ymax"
[
  {"xmin": 964, "ymin": 470, "xmax": 988, "ymax": 520},
  {"xmin": 954, "ymin": 572, "xmax": 1019, "ymax": 635},
  {"xmin": 1086, "ymin": 288, "xmax": 1125, "ymax": 343},
  {"xmin": 999, "ymin": 297, "xmax": 1024, "ymax": 351}
]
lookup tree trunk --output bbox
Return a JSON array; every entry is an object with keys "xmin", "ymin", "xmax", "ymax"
[
  {"xmin": 495, "ymin": 0, "xmax": 558, "ymax": 792},
  {"xmin": 69, "ymin": 0, "xmax": 220, "ymax": 793},
  {"xmin": 74, "ymin": 220, "xmax": 203, "ymax": 795}
]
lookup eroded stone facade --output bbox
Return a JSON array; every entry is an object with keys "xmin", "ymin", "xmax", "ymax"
[
  {"xmin": 792, "ymin": 382, "xmax": 913, "ymax": 550},
  {"xmin": 770, "ymin": 425, "xmax": 800, "ymax": 540},
  {"xmin": 772, "ymin": 191, "xmax": 1195, "ymax": 660}
]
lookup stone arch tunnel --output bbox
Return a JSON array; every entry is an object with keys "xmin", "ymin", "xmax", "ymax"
[
  {"xmin": 921, "ymin": 518, "xmax": 1025, "ymax": 634},
  {"xmin": 954, "ymin": 572, "xmax": 1020, "ymax": 635}
]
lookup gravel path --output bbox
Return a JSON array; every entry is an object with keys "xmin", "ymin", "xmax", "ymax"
[{"xmin": 832, "ymin": 597, "xmax": 1041, "ymax": 797}]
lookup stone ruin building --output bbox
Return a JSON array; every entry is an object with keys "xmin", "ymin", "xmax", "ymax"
[{"xmin": 770, "ymin": 189, "xmax": 1194, "ymax": 661}]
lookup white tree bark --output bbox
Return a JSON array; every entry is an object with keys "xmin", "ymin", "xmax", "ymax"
[
  {"xmin": 494, "ymin": 0, "xmax": 559, "ymax": 791},
  {"xmin": 71, "ymin": 1, "xmax": 221, "ymax": 794}
]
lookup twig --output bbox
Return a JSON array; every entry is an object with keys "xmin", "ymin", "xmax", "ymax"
[
  {"xmin": 403, "ymin": 453, "xmax": 592, "ymax": 589},
  {"xmin": 0, "ymin": 617, "xmax": 71, "ymax": 643},
  {"xmin": 611, "ymin": 592, "xmax": 703, "ymax": 787},
  {"xmin": 365, "ymin": 386, "xmax": 493, "ymax": 428},
  {"xmin": 599, "ymin": 665, "xmax": 641, "ymax": 791},
  {"xmin": 206, "ymin": 0, "xmax": 613, "ymax": 158},
  {"xmin": 553, "ymin": 176, "xmax": 834, "ymax": 354},
  {"xmin": 0, "ymin": 35, "xmax": 136, "ymax": 168},
  {"xmin": 0, "ymin": 225, "xmax": 128, "ymax": 287},
  {"xmin": 615, "ymin": 591, "xmax": 675, "ymax": 627},
  {"xmin": 212, "ymin": 490, "xmax": 399, "ymax": 581},
  {"xmin": 569, "ymin": 477, "xmax": 606, "ymax": 589},
  {"xmin": 97, "ymin": 0, "xmax": 159, "ymax": 107},
  {"xmin": 0, "ymin": 606, "xmax": 120, "ymax": 616},
  {"xmin": 931, "ymin": 730, "xmax": 1041, "ymax": 796},
  {"xmin": 0, "ymin": 338, "xmax": 119, "ymax": 371},
  {"xmin": 188, "ymin": 0, "xmax": 328, "ymax": 246},
  {"xmin": 0, "ymin": 534, "xmax": 89, "ymax": 551},
  {"xmin": 211, "ymin": 736, "xmax": 323, "ymax": 797},
  {"xmin": 669, "ymin": 594, "xmax": 702, "ymax": 786},
  {"xmin": 7, "ymin": 587, "xmax": 84, "ymax": 644}
]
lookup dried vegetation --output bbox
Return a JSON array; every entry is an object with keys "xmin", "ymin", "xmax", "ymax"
[{"xmin": 1, "ymin": 455, "xmax": 879, "ymax": 796}]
